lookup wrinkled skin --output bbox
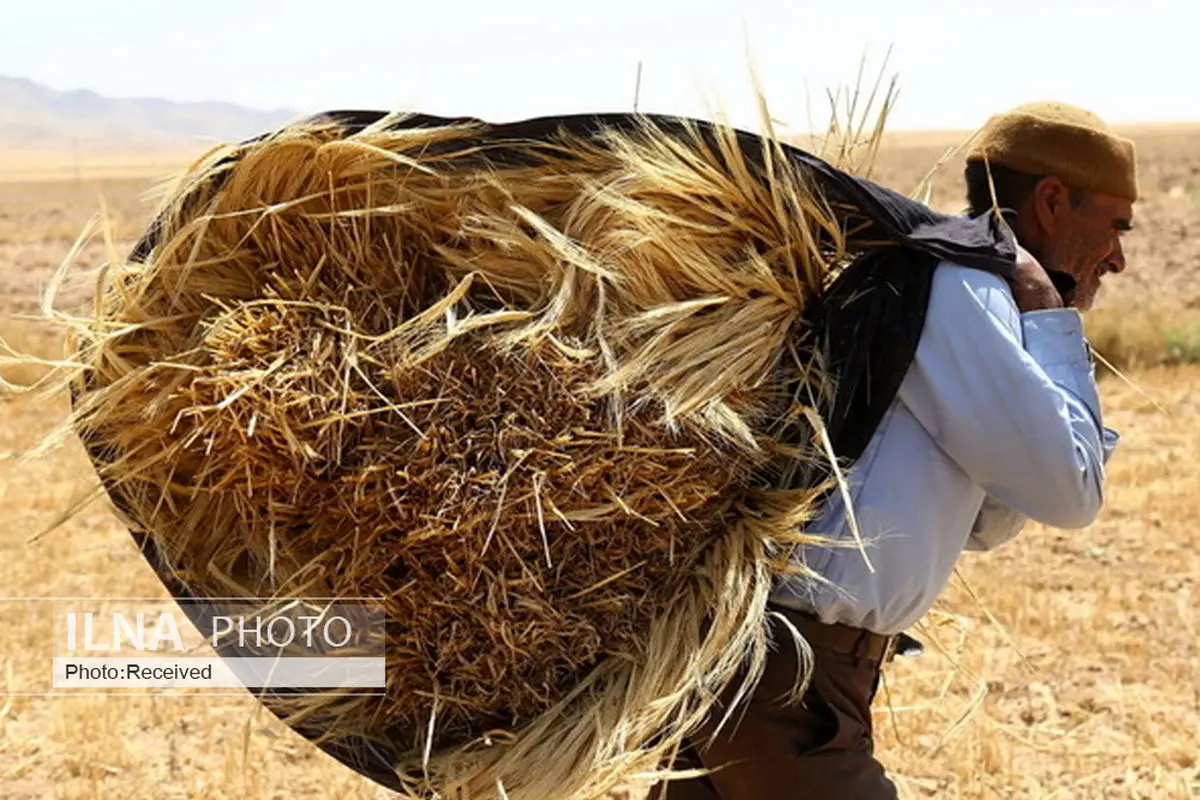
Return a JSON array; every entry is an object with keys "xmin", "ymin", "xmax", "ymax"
[{"xmin": 1014, "ymin": 177, "xmax": 1135, "ymax": 310}]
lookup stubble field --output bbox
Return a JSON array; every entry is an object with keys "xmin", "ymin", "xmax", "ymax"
[{"xmin": 1, "ymin": 129, "xmax": 1198, "ymax": 799}]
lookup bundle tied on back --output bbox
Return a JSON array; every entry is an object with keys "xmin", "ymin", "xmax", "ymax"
[{"xmin": 63, "ymin": 110, "xmax": 924, "ymax": 798}]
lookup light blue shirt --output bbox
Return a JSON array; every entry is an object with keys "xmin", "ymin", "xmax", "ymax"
[{"xmin": 771, "ymin": 261, "xmax": 1117, "ymax": 635}]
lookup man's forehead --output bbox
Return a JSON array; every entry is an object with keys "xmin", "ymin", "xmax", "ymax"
[{"xmin": 1091, "ymin": 191, "xmax": 1135, "ymax": 219}]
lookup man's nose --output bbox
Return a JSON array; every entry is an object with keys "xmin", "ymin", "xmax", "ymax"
[{"xmin": 1106, "ymin": 238, "xmax": 1126, "ymax": 273}]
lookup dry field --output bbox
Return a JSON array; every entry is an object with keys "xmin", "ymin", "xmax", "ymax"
[{"xmin": 1, "ymin": 130, "xmax": 1198, "ymax": 799}]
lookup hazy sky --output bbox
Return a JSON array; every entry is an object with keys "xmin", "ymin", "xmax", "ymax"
[{"xmin": 1, "ymin": 0, "xmax": 1193, "ymax": 133}]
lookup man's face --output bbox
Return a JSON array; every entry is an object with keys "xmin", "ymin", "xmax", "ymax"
[{"xmin": 1038, "ymin": 190, "xmax": 1134, "ymax": 310}]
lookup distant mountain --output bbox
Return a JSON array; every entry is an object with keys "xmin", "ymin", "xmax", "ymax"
[{"xmin": 0, "ymin": 75, "xmax": 297, "ymax": 147}]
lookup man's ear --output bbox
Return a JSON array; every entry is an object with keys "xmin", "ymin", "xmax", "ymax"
[{"xmin": 1031, "ymin": 176, "xmax": 1069, "ymax": 235}]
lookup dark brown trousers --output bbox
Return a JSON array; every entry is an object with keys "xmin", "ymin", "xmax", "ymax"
[{"xmin": 660, "ymin": 606, "xmax": 898, "ymax": 800}]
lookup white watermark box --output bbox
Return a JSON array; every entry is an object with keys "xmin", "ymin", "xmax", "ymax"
[
  {"xmin": 0, "ymin": 596, "xmax": 390, "ymax": 696},
  {"xmin": 52, "ymin": 656, "xmax": 385, "ymax": 688}
]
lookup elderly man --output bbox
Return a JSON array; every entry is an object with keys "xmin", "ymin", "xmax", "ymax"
[{"xmin": 665, "ymin": 101, "xmax": 1137, "ymax": 798}]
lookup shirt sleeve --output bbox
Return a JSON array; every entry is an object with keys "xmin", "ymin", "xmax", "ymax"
[
  {"xmin": 966, "ymin": 425, "xmax": 1120, "ymax": 551},
  {"xmin": 897, "ymin": 265, "xmax": 1109, "ymax": 530}
]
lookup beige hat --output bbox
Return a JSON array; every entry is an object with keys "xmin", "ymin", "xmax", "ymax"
[{"xmin": 966, "ymin": 101, "xmax": 1139, "ymax": 202}]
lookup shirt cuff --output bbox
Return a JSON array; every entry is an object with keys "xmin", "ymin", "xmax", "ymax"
[
  {"xmin": 1020, "ymin": 308, "xmax": 1103, "ymax": 426},
  {"xmin": 1020, "ymin": 309, "xmax": 1091, "ymax": 367}
]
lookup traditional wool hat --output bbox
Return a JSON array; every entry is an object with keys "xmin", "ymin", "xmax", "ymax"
[{"xmin": 966, "ymin": 101, "xmax": 1139, "ymax": 201}]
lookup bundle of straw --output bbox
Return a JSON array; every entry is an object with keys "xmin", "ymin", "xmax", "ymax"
[{"xmin": 60, "ymin": 108, "xmax": 890, "ymax": 798}]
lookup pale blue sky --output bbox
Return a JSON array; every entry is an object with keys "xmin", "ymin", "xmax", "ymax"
[{"xmin": 1, "ymin": 0, "xmax": 1193, "ymax": 132}]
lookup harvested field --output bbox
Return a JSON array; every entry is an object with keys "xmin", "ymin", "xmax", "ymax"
[{"xmin": 2, "ymin": 125, "xmax": 1198, "ymax": 798}]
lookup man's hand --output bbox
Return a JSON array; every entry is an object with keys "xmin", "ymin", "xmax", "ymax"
[{"xmin": 1009, "ymin": 246, "xmax": 1065, "ymax": 312}]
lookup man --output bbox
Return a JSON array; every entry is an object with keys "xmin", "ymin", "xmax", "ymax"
[{"xmin": 664, "ymin": 101, "xmax": 1137, "ymax": 798}]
